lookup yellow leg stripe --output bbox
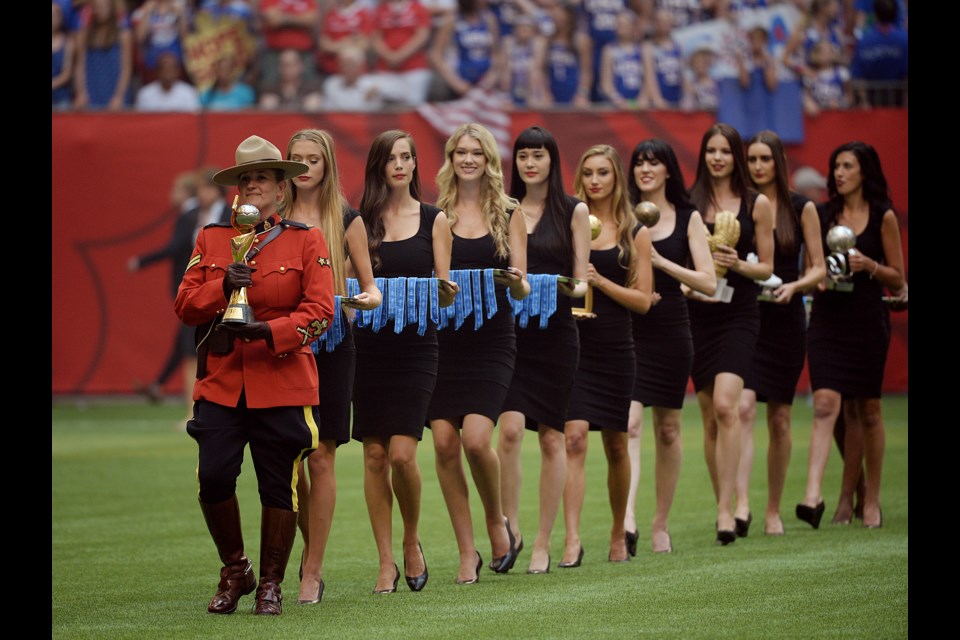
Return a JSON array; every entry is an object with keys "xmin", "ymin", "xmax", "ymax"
[{"xmin": 290, "ymin": 406, "xmax": 321, "ymax": 512}]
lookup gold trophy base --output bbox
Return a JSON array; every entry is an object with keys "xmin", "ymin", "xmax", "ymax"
[
  {"xmin": 757, "ymin": 288, "xmax": 777, "ymax": 302},
  {"xmin": 223, "ymin": 303, "xmax": 254, "ymax": 324},
  {"xmin": 571, "ymin": 285, "xmax": 597, "ymax": 319},
  {"xmin": 826, "ymin": 279, "xmax": 854, "ymax": 292}
]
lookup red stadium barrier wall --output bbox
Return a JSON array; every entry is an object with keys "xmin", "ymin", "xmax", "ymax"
[{"xmin": 52, "ymin": 111, "xmax": 907, "ymax": 395}]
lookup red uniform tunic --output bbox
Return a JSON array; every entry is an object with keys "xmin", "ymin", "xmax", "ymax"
[
  {"xmin": 373, "ymin": 0, "xmax": 431, "ymax": 72},
  {"xmin": 175, "ymin": 214, "xmax": 335, "ymax": 409},
  {"xmin": 318, "ymin": 3, "xmax": 374, "ymax": 75}
]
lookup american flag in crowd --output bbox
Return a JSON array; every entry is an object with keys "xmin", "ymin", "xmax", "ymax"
[{"xmin": 417, "ymin": 88, "xmax": 513, "ymax": 158}]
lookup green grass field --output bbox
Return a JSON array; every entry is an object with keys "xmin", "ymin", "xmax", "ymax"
[{"xmin": 52, "ymin": 395, "xmax": 907, "ymax": 639}]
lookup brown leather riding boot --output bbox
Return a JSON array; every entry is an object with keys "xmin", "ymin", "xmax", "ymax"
[
  {"xmin": 254, "ymin": 506, "xmax": 298, "ymax": 615},
  {"xmin": 199, "ymin": 496, "xmax": 257, "ymax": 614}
]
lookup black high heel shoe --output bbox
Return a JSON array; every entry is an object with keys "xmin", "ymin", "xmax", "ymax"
[
  {"xmin": 491, "ymin": 518, "xmax": 519, "ymax": 574},
  {"xmin": 456, "ymin": 551, "xmax": 483, "ymax": 585},
  {"xmin": 298, "ymin": 577, "xmax": 325, "ymax": 605},
  {"xmin": 795, "ymin": 501, "xmax": 826, "ymax": 529},
  {"xmin": 404, "ymin": 542, "xmax": 429, "ymax": 592},
  {"xmin": 558, "ymin": 545, "xmax": 584, "ymax": 568},
  {"xmin": 716, "ymin": 529, "xmax": 736, "ymax": 545},
  {"xmin": 373, "ymin": 564, "xmax": 400, "ymax": 594},
  {"xmin": 735, "ymin": 513, "xmax": 752, "ymax": 538},
  {"xmin": 624, "ymin": 530, "xmax": 639, "ymax": 557}
]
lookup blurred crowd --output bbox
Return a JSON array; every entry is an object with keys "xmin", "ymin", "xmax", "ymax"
[{"xmin": 53, "ymin": 0, "xmax": 907, "ymax": 113}]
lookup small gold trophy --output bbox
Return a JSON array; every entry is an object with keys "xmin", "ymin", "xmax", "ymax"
[
  {"xmin": 222, "ymin": 201, "xmax": 261, "ymax": 324},
  {"xmin": 704, "ymin": 210, "xmax": 740, "ymax": 303},
  {"xmin": 825, "ymin": 225, "xmax": 856, "ymax": 292},
  {"xmin": 572, "ymin": 214, "xmax": 603, "ymax": 319}
]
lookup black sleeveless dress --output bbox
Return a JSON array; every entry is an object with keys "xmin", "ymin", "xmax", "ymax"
[
  {"xmin": 352, "ymin": 204, "xmax": 441, "ymax": 441},
  {"xmin": 426, "ymin": 224, "xmax": 517, "ymax": 424},
  {"xmin": 566, "ymin": 234, "xmax": 637, "ymax": 432},
  {"xmin": 313, "ymin": 208, "xmax": 360, "ymax": 446},
  {"xmin": 633, "ymin": 206, "xmax": 695, "ymax": 409},
  {"xmin": 745, "ymin": 193, "xmax": 809, "ymax": 404},
  {"xmin": 688, "ymin": 195, "xmax": 761, "ymax": 391},
  {"xmin": 807, "ymin": 205, "xmax": 891, "ymax": 398},
  {"xmin": 502, "ymin": 195, "xmax": 581, "ymax": 432}
]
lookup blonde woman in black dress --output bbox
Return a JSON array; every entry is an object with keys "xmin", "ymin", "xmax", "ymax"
[
  {"xmin": 686, "ymin": 123, "xmax": 774, "ymax": 544},
  {"xmin": 283, "ymin": 129, "xmax": 382, "ymax": 604},
  {"xmin": 560, "ymin": 144, "xmax": 653, "ymax": 567},
  {"xmin": 498, "ymin": 126, "xmax": 591, "ymax": 574},
  {"xmin": 353, "ymin": 130, "xmax": 457, "ymax": 593},
  {"xmin": 735, "ymin": 130, "xmax": 825, "ymax": 537},
  {"xmin": 427, "ymin": 123, "xmax": 528, "ymax": 583}
]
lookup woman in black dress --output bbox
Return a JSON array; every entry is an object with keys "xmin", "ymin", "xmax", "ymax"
[
  {"xmin": 497, "ymin": 126, "xmax": 591, "ymax": 574},
  {"xmin": 283, "ymin": 129, "xmax": 382, "ymax": 604},
  {"xmin": 427, "ymin": 123, "xmax": 529, "ymax": 583},
  {"xmin": 686, "ymin": 123, "xmax": 774, "ymax": 544},
  {"xmin": 560, "ymin": 144, "xmax": 653, "ymax": 567},
  {"xmin": 797, "ymin": 141, "xmax": 904, "ymax": 530},
  {"xmin": 735, "ymin": 130, "xmax": 826, "ymax": 537},
  {"xmin": 623, "ymin": 139, "xmax": 717, "ymax": 555},
  {"xmin": 353, "ymin": 130, "xmax": 457, "ymax": 593}
]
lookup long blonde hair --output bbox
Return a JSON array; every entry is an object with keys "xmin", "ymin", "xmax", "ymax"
[
  {"xmin": 436, "ymin": 123, "xmax": 517, "ymax": 260},
  {"xmin": 282, "ymin": 129, "xmax": 348, "ymax": 296},
  {"xmin": 574, "ymin": 144, "xmax": 639, "ymax": 287}
]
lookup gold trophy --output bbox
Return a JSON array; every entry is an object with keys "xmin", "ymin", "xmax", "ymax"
[
  {"xmin": 704, "ymin": 210, "xmax": 740, "ymax": 303},
  {"xmin": 572, "ymin": 214, "xmax": 603, "ymax": 319},
  {"xmin": 825, "ymin": 225, "xmax": 856, "ymax": 292},
  {"xmin": 222, "ymin": 201, "xmax": 261, "ymax": 324},
  {"xmin": 634, "ymin": 201, "xmax": 660, "ymax": 228}
]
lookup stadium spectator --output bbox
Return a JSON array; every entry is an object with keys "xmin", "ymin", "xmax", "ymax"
[
  {"xmin": 802, "ymin": 39, "xmax": 851, "ymax": 116},
  {"xmin": 316, "ymin": 0, "xmax": 375, "ymax": 77},
  {"xmin": 132, "ymin": 0, "xmax": 189, "ymax": 81},
  {"xmin": 502, "ymin": 13, "xmax": 549, "ymax": 108},
  {"xmin": 654, "ymin": 0, "xmax": 709, "ymax": 29},
  {"xmin": 199, "ymin": 53, "xmax": 256, "ymax": 110},
  {"xmin": 321, "ymin": 45, "xmax": 386, "ymax": 111},
  {"xmin": 135, "ymin": 50, "xmax": 201, "ymax": 111},
  {"xmin": 791, "ymin": 165, "xmax": 828, "ymax": 203},
  {"xmin": 645, "ymin": 8, "xmax": 684, "ymax": 109},
  {"xmin": 579, "ymin": 0, "xmax": 626, "ymax": 103},
  {"xmin": 681, "ymin": 46, "xmax": 718, "ymax": 111},
  {"xmin": 782, "ymin": 0, "xmax": 845, "ymax": 79},
  {"xmin": 371, "ymin": 0, "xmax": 434, "ymax": 107},
  {"xmin": 598, "ymin": 11, "xmax": 653, "ymax": 108},
  {"xmin": 197, "ymin": 0, "xmax": 257, "ymax": 28},
  {"xmin": 53, "ymin": 1, "xmax": 76, "ymax": 110},
  {"xmin": 256, "ymin": 0, "xmax": 320, "ymax": 93},
  {"xmin": 258, "ymin": 47, "xmax": 324, "ymax": 110},
  {"xmin": 544, "ymin": 1, "xmax": 592, "ymax": 108},
  {"xmin": 73, "ymin": 0, "xmax": 134, "ymax": 111},
  {"xmin": 429, "ymin": 0, "xmax": 502, "ymax": 99},
  {"xmin": 850, "ymin": 0, "xmax": 907, "ymax": 107}
]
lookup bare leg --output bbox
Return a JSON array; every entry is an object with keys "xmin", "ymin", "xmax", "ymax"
[
  {"xmin": 624, "ymin": 401, "xmax": 644, "ymax": 534},
  {"xmin": 388, "ymin": 435, "xmax": 425, "ymax": 579},
  {"xmin": 764, "ymin": 402, "xmax": 792, "ymax": 535},
  {"xmin": 651, "ymin": 407, "xmax": 682, "ymax": 552},
  {"xmin": 712, "ymin": 373, "xmax": 745, "ymax": 534},
  {"xmin": 362, "ymin": 438, "xmax": 396, "ymax": 591},
  {"xmin": 801, "ymin": 388, "xmax": 842, "ymax": 508},
  {"xmin": 432, "ymin": 417, "xmax": 480, "ymax": 582},
  {"xmin": 528, "ymin": 425, "xmax": 566, "ymax": 573},
  {"xmin": 697, "ymin": 387, "xmax": 719, "ymax": 502},
  {"xmin": 299, "ymin": 440, "xmax": 337, "ymax": 599},
  {"xmin": 497, "ymin": 411, "xmax": 525, "ymax": 542},
  {"xmin": 735, "ymin": 389, "xmax": 758, "ymax": 522},
  {"xmin": 602, "ymin": 429, "xmax": 630, "ymax": 561},
  {"xmin": 833, "ymin": 401, "xmax": 862, "ymax": 524},
  {"xmin": 461, "ymin": 415, "xmax": 510, "ymax": 561},
  {"xmin": 855, "ymin": 398, "xmax": 885, "ymax": 527},
  {"xmin": 561, "ymin": 420, "xmax": 589, "ymax": 564}
]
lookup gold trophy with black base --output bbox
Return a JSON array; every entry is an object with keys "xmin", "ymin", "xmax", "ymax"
[
  {"xmin": 572, "ymin": 214, "xmax": 604, "ymax": 319},
  {"xmin": 222, "ymin": 203, "xmax": 261, "ymax": 324}
]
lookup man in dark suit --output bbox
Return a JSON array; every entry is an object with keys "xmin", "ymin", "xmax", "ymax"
[{"xmin": 128, "ymin": 167, "xmax": 231, "ymax": 413}]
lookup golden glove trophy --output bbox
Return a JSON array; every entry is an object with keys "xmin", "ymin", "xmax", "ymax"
[
  {"xmin": 222, "ymin": 202, "xmax": 261, "ymax": 324},
  {"xmin": 703, "ymin": 210, "xmax": 740, "ymax": 303},
  {"xmin": 825, "ymin": 225, "xmax": 856, "ymax": 292},
  {"xmin": 571, "ymin": 214, "xmax": 603, "ymax": 319}
]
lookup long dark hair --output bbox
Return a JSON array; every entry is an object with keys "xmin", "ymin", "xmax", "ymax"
[
  {"xmin": 689, "ymin": 123, "xmax": 751, "ymax": 217},
  {"xmin": 359, "ymin": 130, "xmax": 422, "ymax": 270},
  {"xmin": 509, "ymin": 126, "xmax": 571, "ymax": 261},
  {"xmin": 746, "ymin": 130, "xmax": 796, "ymax": 254},
  {"xmin": 628, "ymin": 138, "xmax": 693, "ymax": 210},
  {"xmin": 823, "ymin": 140, "xmax": 892, "ymax": 227}
]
